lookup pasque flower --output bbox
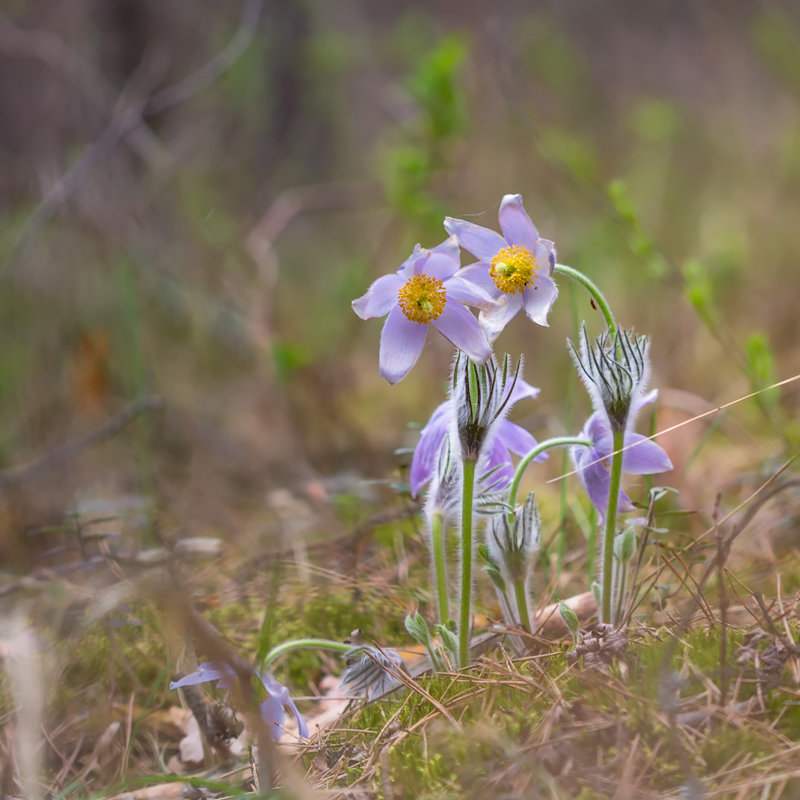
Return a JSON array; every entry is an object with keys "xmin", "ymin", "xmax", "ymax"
[
  {"xmin": 570, "ymin": 324, "xmax": 672, "ymax": 517},
  {"xmin": 444, "ymin": 194, "xmax": 558, "ymax": 341},
  {"xmin": 409, "ymin": 359, "xmax": 546, "ymax": 497},
  {"xmin": 171, "ymin": 662, "xmax": 308, "ymax": 741},
  {"xmin": 352, "ymin": 236, "xmax": 493, "ymax": 384}
]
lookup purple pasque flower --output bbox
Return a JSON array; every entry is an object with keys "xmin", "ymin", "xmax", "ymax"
[
  {"xmin": 171, "ymin": 662, "xmax": 309, "ymax": 741},
  {"xmin": 444, "ymin": 194, "xmax": 558, "ymax": 342},
  {"xmin": 571, "ymin": 391, "xmax": 672, "ymax": 518},
  {"xmin": 409, "ymin": 371, "xmax": 546, "ymax": 498},
  {"xmin": 352, "ymin": 236, "xmax": 494, "ymax": 385}
]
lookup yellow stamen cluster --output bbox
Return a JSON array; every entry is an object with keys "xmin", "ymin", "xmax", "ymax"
[
  {"xmin": 397, "ymin": 274, "xmax": 447, "ymax": 323},
  {"xmin": 490, "ymin": 245, "xmax": 537, "ymax": 294}
]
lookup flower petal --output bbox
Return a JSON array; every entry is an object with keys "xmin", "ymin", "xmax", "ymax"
[
  {"xmin": 260, "ymin": 672, "xmax": 309, "ymax": 739},
  {"xmin": 422, "ymin": 251, "xmax": 460, "ymax": 282},
  {"xmin": 522, "ymin": 274, "xmax": 559, "ymax": 327},
  {"xmin": 444, "ymin": 274, "xmax": 496, "ymax": 310},
  {"xmin": 409, "ymin": 401, "xmax": 451, "ymax": 496},
  {"xmin": 259, "ymin": 696, "xmax": 286, "ymax": 741},
  {"xmin": 170, "ymin": 662, "xmax": 235, "ymax": 691},
  {"xmin": 498, "ymin": 194, "xmax": 539, "ymax": 251},
  {"xmin": 431, "ymin": 303, "xmax": 492, "ymax": 364},
  {"xmin": 480, "ymin": 437, "xmax": 514, "ymax": 487},
  {"xmin": 537, "ymin": 239, "xmax": 556, "ymax": 276},
  {"xmin": 478, "ymin": 293, "xmax": 524, "ymax": 343},
  {"xmin": 457, "ymin": 262, "xmax": 502, "ymax": 298},
  {"xmin": 430, "ymin": 235, "xmax": 461, "ymax": 262},
  {"xmin": 379, "ymin": 305, "xmax": 427, "ymax": 384},
  {"xmin": 506, "ymin": 377, "xmax": 540, "ymax": 407},
  {"xmin": 444, "ymin": 216, "xmax": 506, "ymax": 262},
  {"xmin": 573, "ymin": 446, "xmax": 634, "ymax": 516},
  {"xmin": 352, "ymin": 273, "xmax": 403, "ymax": 320},
  {"xmin": 496, "ymin": 419, "xmax": 546, "ymax": 461},
  {"xmin": 621, "ymin": 433, "xmax": 673, "ymax": 474}
]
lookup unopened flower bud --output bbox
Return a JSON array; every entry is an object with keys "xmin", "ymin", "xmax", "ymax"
[{"xmin": 570, "ymin": 324, "xmax": 650, "ymax": 432}]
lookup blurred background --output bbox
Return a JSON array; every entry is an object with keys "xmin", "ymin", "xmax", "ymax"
[{"xmin": 2, "ymin": 0, "xmax": 799, "ymax": 570}]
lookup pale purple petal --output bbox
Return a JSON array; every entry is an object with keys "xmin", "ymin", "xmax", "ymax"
[
  {"xmin": 573, "ymin": 446, "xmax": 634, "ymax": 516},
  {"xmin": 409, "ymin": 402, "xmax": 451, "ymax": 496},
  {"xmin": 443, "ymin": 216, "xmax": 506, "ymax": 262},
  {"xmin": 521, "ymin": 274, "xmax": 559, "ymax": 327},
  {"xmin": 498, "ymin": 194, "xmax": 539, "ymax": 251},
  {"xmin": 352, "ymin": 273, "xmax": 403, "ymax": 320},
  {"xmin": 170, "ymin": 662, "xmax": 236, "ymax": 691},
  {"xmin": 430, "ymin": 235, "xmax": 461, "ymax": 262},
  {"xmin": 260, "ymin": 672, "xmax": 308, "ymax": 739},
  {"xmin": 259, "ymin": 696, "xmax": 286, "ymax": 740},
  {"xmin": 481, "ymin": 437, "xmax": 514, "ymax": 486},
  {"xmin": 431, "ymin": 303, "xmax": 492, "ymax": 364},
  {"xmin": 478, "ymin": 293, "xmax": 524, "ymax": 343},
  {"xmin": 584, "ymin": 411, "xmax": 610, "ymax": 443},
  {"xmin": 505, "ymin": 377, "xmax": 540, "ymax": 406},
  {"xmin": 458, "ymin": 262, "xmax": 502, "ymax": 298},
  {"xmin": 496, "ymin": 419, "xmax": 546, "ymax": 461},
  {"xmin": 421, "ymin": 251, "xmax": 460, "ymax": 281},
  {"xmin": 537, "ymin": 240, "xmax": 556, "ymax": 276},
  {"xmin": 444, "ymin": 274, "xmax": 496, "ymax": 310},
  {"xmin": 379, "ymin": 305, "xmax": 427, "ymax": 385},
  {"xmin": 621, "ymin": 433, "xmax": 673, "ymax": 475},
  {"xmin": 397, "ymin": 244, "xmax": 427, "ymax": 278}
]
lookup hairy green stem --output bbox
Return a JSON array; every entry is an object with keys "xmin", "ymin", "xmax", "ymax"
[
  {"xmin": 458, "ymin": 457, "xmax": 477, "ymax": 669},
  {"xmin": 261, "ymin": 638, "xmax": 353, "ymax": 670},
  {"xmin": 601, "ymin": 428, "xmax": 626, "ymax": 625},
  {"xmin": 554, "ymin": 263, "xmax": 617, "ymax": 336},
  {"xmin": 512, "ymin": 578, "xmax": 532, "ymax": 634},
  {"xmin": 430, "ymin": 510, "xmax": 449, "ymax": 625},
  {"xmin": 508, "ymin": 436, "xmax": 592, "ymax": 511}
]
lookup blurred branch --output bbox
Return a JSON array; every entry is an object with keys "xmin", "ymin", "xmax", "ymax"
[
  {"xmin": 0, "ymin": 11, "xmax": 170, "ymax": 170},
  {"xmin": 1, "ymin": 0, "xmax": 264, "ymax": 276},
  {"xmin": 245, "ymin": 179, "xmax": 381, "ymax": 344},
  {"xmin": 0, "ymin": 395, "xmax": 163, "ymax": 488}
]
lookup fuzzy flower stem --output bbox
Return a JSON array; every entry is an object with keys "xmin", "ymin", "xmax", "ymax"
[
  {"xmin": 554, "ymin": 264, "xmax": 617, "ymax": 336},
  {"xmin": 430, "ymin": 510, "xmax": 449, "ymax": 626},
  {"xmin": 601, "ymin": 428, "xmax": 626, "ymax": 625},
  {"xmin": 261, "ymin": 638, "xmax": 354, "ymax": 670},
  {"xmin": 458, "ymin": 457, "xmax": 477, "ymax": 669},
  {"xmin": 508, "ymin": 437, "xmax": 592, "ymax": 511},
  {"xmin": 513, "ymin": 577, "xmax": 532, "ymax": 635}
]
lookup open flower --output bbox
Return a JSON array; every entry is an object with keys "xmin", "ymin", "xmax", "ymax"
[
  {"xmin": 171, "ymin": 662, "xmax": 308, "ymax": 741},
  {"xmin": 409, "ymin": 366, "xmax": 546, "ymax": 498},
  {"xmin": 352, "ymin": 236, "xmax": 493, "ymax": 384},
  {"xmin": 571, "ymin": 397, "xmax": 672, "ymax": 518},
  {"xmin": 444, "ymin": 194, "xmax": 558, "ymax": 341}
]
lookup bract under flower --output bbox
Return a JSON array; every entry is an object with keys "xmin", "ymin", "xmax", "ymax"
[
  {"xmin": 352, "ymin": 236, "xmax": 494, "ymax": 384},
  {"xmin": 444, "ymin": 194, "xmax": 558, "ymax": 341}
]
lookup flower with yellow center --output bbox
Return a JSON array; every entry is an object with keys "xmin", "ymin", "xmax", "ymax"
[
  {"xmin": 489, "ymin": 245, "xmax": 537, "ymax": 294},
  {"xmin": 351, "ymin": 236, "xmax": 493, "ymax": 384},
  {"xmin": 397, "ymin": 274, "xmax": 447, "ymax": 323},
  {"xmin": 444, "ymin": 194, "xmax": 559, "ymax": 341}
]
